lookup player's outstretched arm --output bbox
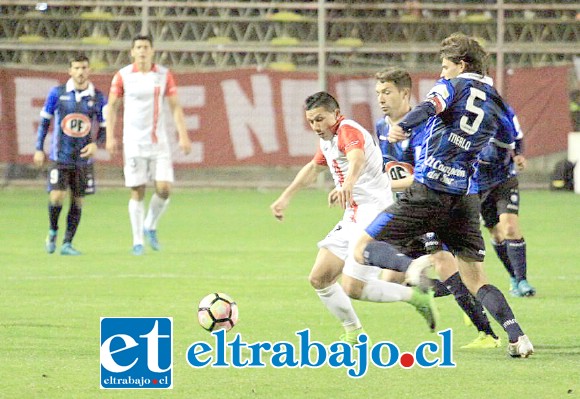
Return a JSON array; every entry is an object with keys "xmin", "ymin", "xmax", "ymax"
[{"xmin": 270, "ymin": 161, "xmax": 325, "ymax": 221}]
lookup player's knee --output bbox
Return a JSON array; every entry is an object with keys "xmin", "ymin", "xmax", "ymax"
[
  {"xmin": 432, "ymin": 251, "xmax": 457, "ymax": 279},
  {"xmin": 341, "ymin": 276, "xmax": 363, "ymax": 299},
  {"xmin": 353, "ymin": 242, "xmax": 367, "ymax": 265},
  {"xmin": 503, "ymin": 223, "xmax": 521, "ymax": 239},
  {"xmin": 308, "ymin": 273, "xmax": 327, "ymax": 290}
]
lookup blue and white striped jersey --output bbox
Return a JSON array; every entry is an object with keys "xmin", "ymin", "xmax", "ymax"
[
  {"xmin": 400, "ymin": 73, "xmax": 516, "ymax": 195},
  {"xmin": 36, "ymin": 79, "xmax": 107, "ymax": 165},
  {"xmin": 375, "ymin": 116, "xmax": 425, "ymax": 182},
  {"xmin": 476, "ymin": 106, "xmax": 522, "ymax": 192}
]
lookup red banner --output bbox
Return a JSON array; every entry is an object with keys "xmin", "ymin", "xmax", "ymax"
[{"xmin": 0, "ymin": 66, "xmax": 572, "ymax": 166}]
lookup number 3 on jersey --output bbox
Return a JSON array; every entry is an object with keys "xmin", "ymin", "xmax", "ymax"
[{"xmin": 460, "ymin": 87, "xmax": 486, "ymax": 135}]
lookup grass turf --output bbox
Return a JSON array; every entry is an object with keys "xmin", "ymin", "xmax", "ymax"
[{"xmin": 0, "ymin": 187, "xmax": 578, "ymax": 398}]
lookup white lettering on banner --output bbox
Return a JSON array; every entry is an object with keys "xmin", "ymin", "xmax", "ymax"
[
  {"xmin": 15, "ymin": 77, "xmax": 59, "ymax": 156},
  {"xmin": 170, "ymin": 85, "xmax": 205, "ymax": 163},
  {"xmin": 280, "ymin": 79, "xmax": 318, "ymax": 156},
  {"xmin": 221, "ymin": 75, "xmax": 279, "ymax": 160},
  {"xmin": 335, "ymin": 79, "xmax": 382, "ymax": 125}
]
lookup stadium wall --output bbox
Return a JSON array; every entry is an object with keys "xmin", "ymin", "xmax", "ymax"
[{"xmin": 0, "ymin": 66, "xmax": 572, "ymax": 170}]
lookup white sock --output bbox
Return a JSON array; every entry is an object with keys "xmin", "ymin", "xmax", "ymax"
[
  {"xmin": 128, "ymin": 199, "xmax": 145, "ymax": 246},
  {"xmin": 316, "ymin": 282, "xmax": 361, "ymax": 331},
  {"xmin": 360, "ymin": 279, "xmax": 413, "ymax": 302},
  {"xmin": 144, "ymin": 193, "xmax": 169, "ymax": 230}
]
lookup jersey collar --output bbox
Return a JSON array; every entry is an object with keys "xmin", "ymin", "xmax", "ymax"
[
  {"xmin": 65, "ymin": 79, "xmax": 95, "ymax": 99},
  {"xmin": 330, "ymin": 115, "xmax": 345, "ymax": 135},
  {"xmin": 131, "ymin": 63, "xmax": 159, "ymax": 73}
]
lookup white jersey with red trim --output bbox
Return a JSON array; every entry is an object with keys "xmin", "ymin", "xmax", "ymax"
[
  {"xmin": 313, "ymin": 118, "xmax": 392, "ymax": 219},
  {"xmin": 110, "ymin": 63, "xmax": 177, "ymax": 157}
]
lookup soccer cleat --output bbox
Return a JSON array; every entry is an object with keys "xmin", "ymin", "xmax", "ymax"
[
  {"xmin": 461, "ymin": 331, "xmax": 502, "ymax": 349},
  {"xmin": 132, "ymin": 244, "xmax": 144, "ymax": 256},
  {"xmin": 507, "ymin": 335, "xmax": 534, "ymax": 358},
  {"xmin": 45, "ymin": 229, "xmax": 57, "ymax": 254},
  {"xmin": 144, "ymin": 229, "xmax": 161, "ymax": 251},
  {"xmin": 339, "ymin": 327, "xmax": 370, "ymax": 346},
  {"xmin": 509, "ymin": 277, "xmax": 521, "ymax": 297},
  {"xmin": 517, "ymin": 280, "xmax": 536, "ymax": 297},
  {"xmin": 60, "ymin": 242, "xmax": 81, "ymax": 256},
  {"xmin": 408, "ymin": 287, "xmax": 439, "ymax": 332},
  {"xmin": 404, "ymin": 254, "xmax": 433, "ymax": 291}
]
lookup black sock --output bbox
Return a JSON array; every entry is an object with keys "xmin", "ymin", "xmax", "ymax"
[
  {"xmin": 444, "ymin": 273, "xmax": 496, "ymax": 338},
  {"xmin": 363, "ymin": 241, "xmax": 413, "ymax": 272},
  {"xmin": 432, "ymin": 279, "xmax": 451, "ymax": 297},
  {"xmin": 64, "ymin": 203, "xmax": 82, "ymax": 244},
  {"xmin": 492, "ymin": 240, "xmax": 515, "ymax": 278},
  {"xmin": 476, "ymin": 284, "xmax": 524, "ymax": 343},
  {"xmin": 506, "ymin": 238, "xmax": 527, "ymax": 281},
  {"xmin": 48, "ymin": 203, "xmax": 62, "ymax": 231}
]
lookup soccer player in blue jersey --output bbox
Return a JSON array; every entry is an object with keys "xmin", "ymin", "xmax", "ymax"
[
  {"xmin": 34, "ymin": 54, "xmax": 107, "ymax": 255},
  {"xmin": 354, "ymin": 33, "xmax": 534, "ymax": 357},
  {"xmin": 478, "ymin": 107, "xmax": 536, "ymax": 297},
  {"xmin": 373, "ymin": 66, "xmax": 501, "ymax": 349}
]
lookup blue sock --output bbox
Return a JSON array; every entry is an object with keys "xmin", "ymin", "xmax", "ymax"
[
  {"xmin": 64, "ymin": 204, "xmax": 82, "ymax": 244},
  {"xmin": 506, "ymin": 238, "xmax": 527, "ymax": 281},
  {"xmin": 48, "ymin": 203, "xmax": 62, "ymax": 232},
  {"xmin": 476, "ymin": 284, "xmax": 524, "ymax": 343},
  {"xmin": 492, "ymin": 240, "xmax": 515, "ymax": 278},
  {"xmin": 445, "ymin": 273, "xmax": 496, "ymax": 338},
  {"xmin": 363, "ymin": 241, "xmax": 413, "ymax": 272}
]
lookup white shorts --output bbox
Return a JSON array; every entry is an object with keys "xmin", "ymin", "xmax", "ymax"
[
  {"xmin": 317, "ymin": 203, "xmax": 383, "ymax": 282},
  {"xmin": 123, "ymin": 155, "xmax": 174, "ymax": 187}
]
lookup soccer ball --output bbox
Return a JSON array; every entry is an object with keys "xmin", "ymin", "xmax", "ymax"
[{"xmin": 197, "ymin": 292, "xmax": 239, "ymax": 332}]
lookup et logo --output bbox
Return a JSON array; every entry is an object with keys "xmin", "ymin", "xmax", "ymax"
[
  {"xmin": 61, "ymin": 113, "xmax": 91, "ymax": 137},
  {"xmin": 100, "ymin": 317, "xmax": 173, "ymax": 389}
]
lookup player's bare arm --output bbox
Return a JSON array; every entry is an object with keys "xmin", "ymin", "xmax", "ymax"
[
  {"xmin": 105, "ymin": 93, "xmax": 121, "ymax": 155},
  {"xmin": 168, "ymin": 95, "xmax": 192, "ymax": 155},
  {"xmin": 271, "ymin": 161, "xmax": 325, "ymax": 221},
  {"xmin": 337, "ymin": 148, "xmax": 365, "ymax": 209}
]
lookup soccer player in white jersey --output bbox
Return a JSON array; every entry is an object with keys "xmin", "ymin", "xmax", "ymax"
[
  {"xmin": 270, "ymin": 91, "xmax": 437, "ymax": 345},
  {"xmin": 106, "ymin": 34, "xmax": 191, "ymax": 255}
]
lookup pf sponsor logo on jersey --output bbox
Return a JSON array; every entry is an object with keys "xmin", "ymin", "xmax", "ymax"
[
  {"xmin": 61, "ymin": 113, "xmax": 92, "ymax": 137},
  {"xmin": 100, "ymin": 317, "xmax": 173, "ymax": 389},
  {"xmin": 385, "ymin": 161, "xmax": 414, "ymax": 181}
]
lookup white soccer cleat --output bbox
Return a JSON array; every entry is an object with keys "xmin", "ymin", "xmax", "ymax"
[
  {"xmin": 507, "ymin": 335, "xmax": 534, "ymax": 358},
  {"xmin": 404, "ymin": 254, "xmax": 433, "ymax": 290}
]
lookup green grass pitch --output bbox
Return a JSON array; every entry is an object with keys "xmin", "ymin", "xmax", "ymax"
[{"xmin": 0, "ymin": 187, "xmax": 578, "ymax": 398}]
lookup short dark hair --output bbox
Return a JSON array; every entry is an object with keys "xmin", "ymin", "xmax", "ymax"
[
  {"xmin": 69, "ymin": 53, "xmax": 90, "ymax": 66},
  {"xmin": 439, "ymin": 32, "xmax": 488, "ymax": 75},
  {"xmin": 132, "ymin": 34, "xmax": 154, "ymax": 48},
  {"xmin": 304, "ymin": 91, "xmax": 340, "ymax": 112},
  {"xmin": 375, "ymin": 67, "xmax": 412, "ymax": 90}
]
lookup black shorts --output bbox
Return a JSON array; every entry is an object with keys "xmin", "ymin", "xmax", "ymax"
[
  {"xmin": 366, "ymin": 181, "xmax": 485, "ymax": 262},
  {"xmin": 480, "ymin": 176, "xmax": 519, "ymax": 228},
  {"xmin": 47, "ymin": 163, "xmax": 95, "ymax": 197}
]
